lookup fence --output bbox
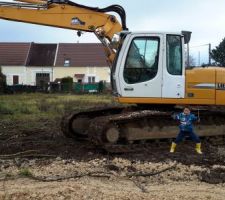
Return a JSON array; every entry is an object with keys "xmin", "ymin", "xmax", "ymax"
[
  {"xmin": 74, "ymin": 83, "xmax": 99, "ymax": 93},
  {"xmin": 4, "ymin": 82, "xmax": 108, "ymax": 94},
  {"xmin": 6, "ymin": 85, "xmax": 38, "ymax": 93}
]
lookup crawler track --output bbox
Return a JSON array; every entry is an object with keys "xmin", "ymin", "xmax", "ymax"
[{"xmin": 61, "ymin": 106, "xmax": 225, "ymax": 153}]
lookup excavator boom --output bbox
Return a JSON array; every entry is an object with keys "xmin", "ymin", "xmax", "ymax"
[{"xmin": 0, "ymin": 0, "xmax": 127, "ymax": 64}]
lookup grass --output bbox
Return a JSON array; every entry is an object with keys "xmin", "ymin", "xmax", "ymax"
[
  {"xmin": 18, "ymin": 168, "xmax": 32, "ymax": 177},
  {"xmin": 0, "ymin": 93, "xmax": 114, "ymax": 121}
]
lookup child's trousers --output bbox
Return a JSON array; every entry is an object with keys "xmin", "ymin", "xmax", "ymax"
[{"xmin": 175, "ymin": 130, "xmax": 201, "ymax": 144}]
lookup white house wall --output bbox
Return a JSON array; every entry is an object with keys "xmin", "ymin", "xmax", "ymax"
[
  {"xmin": 1, "ymin": 65, "xmax": 109, "ymax": 85},
  {"xmin": 1, "ymin": 66, "xmax": 26, "ymax": 85},
  {"xmin": 26, "ymin": 67, "xmax": 53, "ymax": 85},
  {"xmin": 53, "ymin": 66, "xmax": 110, "ymax": 83}
]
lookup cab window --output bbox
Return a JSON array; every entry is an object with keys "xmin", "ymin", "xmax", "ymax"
[
  {"xmin": 124, "ymin": 37, "xmax": 160, "ymax": 84},
  {"xmin": 166, "ymin": 35, "xmax": 182, "ymax": 75}
]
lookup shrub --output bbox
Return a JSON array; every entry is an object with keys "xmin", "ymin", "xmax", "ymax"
[
  {"xmin": 0, "ymin": 67, "xmax": 6, "ymax": 94},
  {"xmin": 61, "ymin": 77, "xmax": 73, "ymax": 92}
]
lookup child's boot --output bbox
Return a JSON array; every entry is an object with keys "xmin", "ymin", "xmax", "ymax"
[
  {"xmin": 195, "ymin": 143, "xmax": 202, "ymax": 154},
  {"xmin": 170, "ymin": 142, "xmax": 177, "ymax": 153}
]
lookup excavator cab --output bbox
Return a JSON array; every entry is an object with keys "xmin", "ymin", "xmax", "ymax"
[{"xmin": 112, "ymin": 32, "xmax": 188, "ymax": 100}]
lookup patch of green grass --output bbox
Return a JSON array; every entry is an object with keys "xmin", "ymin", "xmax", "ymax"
[
  {"xmin": 0, "ymin": 93, "xmax": 114, "ymax": 121},
  {"xmin": 0, "ymin": 102, "xmax": 14, "ymax": 114},
  {"xmin": 18, "ymin": 168, "xmax": 32, "ymax": 177}
]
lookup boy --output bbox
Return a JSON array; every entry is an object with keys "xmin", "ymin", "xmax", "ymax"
[{"xmin": 170, "ymin": 107, "xmax": 202, "ymax": 154}]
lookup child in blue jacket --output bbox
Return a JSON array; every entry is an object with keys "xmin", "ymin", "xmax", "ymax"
[{"xmin": 170, "ymin": 107, "xmax": 202, "ymax": 154}]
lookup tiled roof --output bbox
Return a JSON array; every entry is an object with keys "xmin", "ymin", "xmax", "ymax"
[
  {"xmin": 0, "ymin": 43, "xmax": 30, "ymax": 66},
  {"xmin": 55, "ymin": 43, "xmax": 108, "ymax": 67},
  {"xmin": 0, "ymin": 42, "xmax": 108, "ymax": 67},
  {"xmin": 26, "ymin": 43, "xmax": 57, "ymax": 66}
]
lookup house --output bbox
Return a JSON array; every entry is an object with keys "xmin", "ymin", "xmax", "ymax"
[
  {"xmin": 54, "ymin": 43, "xmax": 110, "ymax": 84},
  {"xmin": 0, "ymin": 43, "xmax": 29, "ymax": 85},
  {"xmin": 0, "ymin": 42, "xmax": 110, "ymax": 86},
  {"xmin": 25, "ymin": 43, "xmax": 56, "ymax": 86}
]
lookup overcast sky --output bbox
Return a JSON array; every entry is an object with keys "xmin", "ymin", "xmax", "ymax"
[{"xmin": 1, "ymin": 0, "xmax": 225, "ymax": 64}]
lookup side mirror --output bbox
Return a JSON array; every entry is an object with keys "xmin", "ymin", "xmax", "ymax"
[{"xmin": 182, "ymin": 31, "xmax": 192, "ymax": 44}]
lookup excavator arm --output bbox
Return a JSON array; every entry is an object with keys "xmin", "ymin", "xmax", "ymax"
[{"xmin": 0, "ymin": 0, "xmax": 128, "ymax": 64}]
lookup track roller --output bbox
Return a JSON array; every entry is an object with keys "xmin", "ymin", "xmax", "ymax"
[{"xmin": 104, "ymin": 125, "xmax": 120, "ymax": 144}]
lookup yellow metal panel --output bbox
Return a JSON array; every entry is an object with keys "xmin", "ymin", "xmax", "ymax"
[
  {"xmin": 216, "ymin": 68, "xmax": 225, "ymax": 82},
  {"xmin": 185, "ymin": 89, "xmax": 215, "ymax": 99},
  {"xmin": 216, "ymin": 91, "xmax": 225, "ymax": 105},
  {"xmin": 216, "ymin": 68, "xmax": 225, "ymax": 83},
  {"xmin": 216, "ymin": 68, "xmax": 225, "ymax": 105},
  {"xmin": 185, "ymin": 68, "xmax": 216, "ymax": 100},
  {"xmin": 186, "ymin": 68, "xmax": 216, "ymax": 83}
]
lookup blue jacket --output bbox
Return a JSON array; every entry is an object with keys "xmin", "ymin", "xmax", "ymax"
[{"xmin": 176, "ymin": 113, "xmax": 198, "ymax": 131}]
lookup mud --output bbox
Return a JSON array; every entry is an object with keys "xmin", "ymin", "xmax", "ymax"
[{"xmin": 0, "ymin": 118, "xmax": 225, "ymax": 199}]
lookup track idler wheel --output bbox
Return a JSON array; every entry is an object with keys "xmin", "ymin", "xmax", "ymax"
[
  {"xmin": 71, "ymin": 117, "xmax": 90, "ymax": 137},
  {"xmin": 61, "ymin": 113, "xmax": 90, "ymax": 139}
]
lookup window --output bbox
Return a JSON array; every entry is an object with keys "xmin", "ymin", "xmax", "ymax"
[
  {"xmin": 124, "ymin": 37, "xmax": 160, "ymax": 84},
  {"xmin": 166, "ymin": 35, "xmax": 182, "ymax": 75},
  {"xmin": 13, "ymin": 75, "xmax": 19, "ymax": 85},
  {"xmin": 88, "ymin": 76, "xmax": 95, "ymax": 83},
  {"xmin": 64, "ymin": 59, "xmax": 70, "ymax": 67},
  {"xmin": 36, "ymin": 73, "xmax": 50, "ymax": 77}
]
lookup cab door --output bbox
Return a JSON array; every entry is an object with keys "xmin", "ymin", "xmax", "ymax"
[
  {"xmin": 117, "ymin": 33, "xmax": 163, "ymax": 98},
  {"xmin": 162, "ymin": 35, "xmax": 185, "ymax": 98}
]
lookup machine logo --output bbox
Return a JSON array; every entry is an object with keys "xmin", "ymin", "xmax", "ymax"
[
  {"xmin": 217, "ymin": 83, "xmax": 225, "ymax": 90},
  {"xmin": 71, "ymin": 17, "xmax": 85, "ymax": 26}
]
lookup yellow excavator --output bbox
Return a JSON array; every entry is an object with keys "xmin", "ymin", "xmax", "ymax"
[{"xmin": 0, "ymin": 0, "xmax": 225, "ymax": 152}]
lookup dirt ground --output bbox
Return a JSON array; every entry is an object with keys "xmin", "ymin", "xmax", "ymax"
[{"xmin": 0, "ymin": 115, "xmax": 225, "ymax": 200}]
